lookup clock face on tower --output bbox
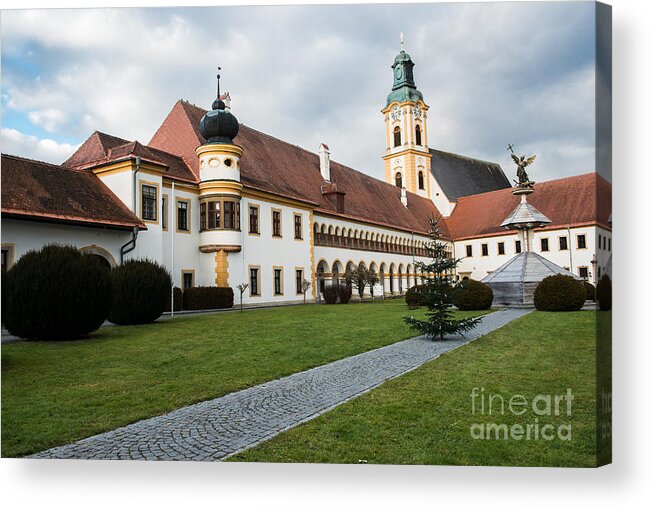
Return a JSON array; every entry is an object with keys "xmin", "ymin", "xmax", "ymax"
[
  {"xmin": 390, "ymin": 105, "xmax": 402, "ymax": 121},
  {"xmin": 394, "ymin": 66, "xmax": 403, "ymax": 81},
  {"xmin": 414, "ymin": 104, "xmax": 423, "ymax": 120}
]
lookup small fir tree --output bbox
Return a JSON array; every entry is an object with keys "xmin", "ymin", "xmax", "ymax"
[{"xmin": 404, "ymin": 217, "xmax": 484, "ymax": 340}]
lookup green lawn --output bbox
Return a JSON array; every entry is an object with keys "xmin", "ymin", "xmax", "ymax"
[
  {"xmin": 231, "ymin": 311, "xmax": 599, "ymax": 467},
  {"xmin": 1, "ymin": 299, "xmax": 486, "ymax": 457}
]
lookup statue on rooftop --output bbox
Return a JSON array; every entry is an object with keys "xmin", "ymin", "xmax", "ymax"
[{"xmin": 508, "ymin": 144, "xmax": 536, "ymax": 189}]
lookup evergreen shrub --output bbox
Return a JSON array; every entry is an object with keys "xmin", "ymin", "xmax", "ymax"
[
  {"xmin": 4, "ymin": 244, "xmax": 112, "ymax": 339},
  {"xmin": 182, "ymin": 286, "xmax": 234, "ymax": 311},
  {"xmin": 583, "ymin": 281, "xmax": 597, "ymax": 301},
  {"xmin": 405, "ymin": 284, "xmax": 427, "ymax": 309},
  {"xmin": 338, "ymin": 285, "xmax": 352, "ymax": 304},
  {"xmin": 452, "ymin": 279, "xmax": 493, "ymax": 310},
  {"xmin": 323, "ymin": 285, "xmax": 338, "ymax": 304},
  {"xmin": 109, "ymin": 259, "xmax": 171, "ymax": 325},
  {"xmin": 533, "ymin": 274, "xmax": 586, "ymax": 312}
]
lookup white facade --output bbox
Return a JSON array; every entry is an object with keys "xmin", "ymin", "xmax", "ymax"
[
  {"xmin": 454, "ymin": 225, "xmax": 612, "ymax": 284},
  {"xmin": 2, "ymin": 161, "xmax": 609, "ymax": 306}
]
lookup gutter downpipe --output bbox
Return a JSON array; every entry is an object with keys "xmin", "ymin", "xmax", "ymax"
[
  {"xmin": 170, "ymin": 181, "xmax": 176, "ymax": 318},
  {"xmin": 119, "ymin": 156, "xmax": 141, "ymax": 264},
  {"xmin": 567, "ymin": 226, "xmax": 574, "ymax": 274}
]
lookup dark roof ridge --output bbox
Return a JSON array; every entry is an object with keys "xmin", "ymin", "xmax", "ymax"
[{"xmin": 429, "ymin": 147, "xmax": 501, "ymax": 166}]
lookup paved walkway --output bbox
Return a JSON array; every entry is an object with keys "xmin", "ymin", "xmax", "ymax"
[{"xmin": 32, "ymin": 308, "xmax": 531, "ymax": 461}]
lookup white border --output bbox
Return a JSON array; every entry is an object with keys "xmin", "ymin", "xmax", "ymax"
[{"xmin": 1, "ymin": 0, "xmax": 649, "ymax": 505}]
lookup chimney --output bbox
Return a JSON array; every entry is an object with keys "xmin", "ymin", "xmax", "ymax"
[
  {"xmin": 401, "ymin": 187, "xmax": 408, "ymax": 207},
  {"xmin": 319, "ymin": 143, "xmax": 330, "ymax": 181}
]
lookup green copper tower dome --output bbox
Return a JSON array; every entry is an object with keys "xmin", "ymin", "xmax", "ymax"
[
  {"xmin": 199, "ymin": 70, "xmax": 239, "ymax": 144},
  {"xmin": 386, "ymin": 37, "xmax": 424, "ymax": 106}
]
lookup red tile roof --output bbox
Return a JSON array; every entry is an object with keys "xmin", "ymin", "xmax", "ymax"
[
  {"xmin": 445, "ymin": 172, "xmax": 611, "ymax": 240},
  {"xmin": 1, "ymin": 154, "xmax": 145, "ymax": 230},
  {"xmin": 148, "ymin": 100, "xmax": 447, "ymax": 235},
  {"xmin": 62, "ymin": 130, "xmax": 131, "ymax": 168},
  {"xmin": 63, "ymin": 131, "xmax": 196, "ymax": 183}
]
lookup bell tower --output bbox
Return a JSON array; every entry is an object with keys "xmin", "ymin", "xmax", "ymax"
[{"xmin": 382, "ymin": 34, "xmax": 432, "ymax": 199}]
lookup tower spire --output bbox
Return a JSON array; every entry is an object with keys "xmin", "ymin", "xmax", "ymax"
[
  {"xmin": 400, "ymin": 32, "xmax": 404, "ymax": 51},
  {"xmin": 217, "ymin": 67, "xmax": 221, "ymax": 98}
]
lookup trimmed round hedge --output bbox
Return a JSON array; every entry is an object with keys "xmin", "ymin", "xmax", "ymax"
[
  {"xmin": 583, "ymin": 281, "xmax": 596, "ymax": 301},
  {"xmin": 3, "ymin": 244, "xmax": 112, "ymax": 340},
  {"xmin": 597, "ymin": 275, "xmax": 612, "ymax": 311},
  {"xmin": 108, "ymin": 259, "xmax": 171, "ymax": 325},
  {"xmin": 533, "ymin": 274, "xmax": 586, "ymax": 311},
  {"xmin": 405, "ymin": 284, "xmax": 427, "ymax": 309},
  {"xmin": 452, "ymin": 279, "xmax": 493, "ymax": 310}
]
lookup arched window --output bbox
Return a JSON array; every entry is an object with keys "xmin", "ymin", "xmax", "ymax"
[
  {"xmin": 393, "ymin": 126, "xmax": 401, "ymax": 147},
  {"xmin": 418, "ymin": 171, "xmax": 425, "ymax": 190},
  {"xmin": 395, "ymin": 172, "xmax": 403, "ymax": 188},
  {"xmin": 415, "ymin": 125, "xmax": 422, "ymax": 145}
]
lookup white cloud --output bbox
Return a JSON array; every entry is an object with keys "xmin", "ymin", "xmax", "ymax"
[
  {"xmin": 27, "ymin": 108, "xmax": 68, "ymax": 132},
  {"xmin": 1, "ymin": 128, "xmax": 79, "ymax": 164},
  {"xmin": 1, "ymin": 3, "xmax": 599, "ymax": 182}
]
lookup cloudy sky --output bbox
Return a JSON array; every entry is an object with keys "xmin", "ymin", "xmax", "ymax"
[{"xmin": 1, "ymin": 1, "xmax": 606, "ymax": 183}]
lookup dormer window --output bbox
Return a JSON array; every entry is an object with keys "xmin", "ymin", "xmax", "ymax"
[
  {"xmin": 393, "ymin": 126, "xmax": 401, "ymax": 147},
  {"xmin": 395, "ymin": 172, "xmax": 403, "ymax": 188},
  {"xmin": 415, "ymin": 124, "xmax": 422, "ymax": 146}
]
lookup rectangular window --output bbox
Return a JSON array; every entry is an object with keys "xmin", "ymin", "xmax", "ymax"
[
  {"xmin": 598, "ymin": 234, "xmax": 602, "ymax": 249},
  {"xmin": 249, "ymin": 205, "xmax": 259, "ymax": 234},
  {"xmin": 250, "ymin": 267, "xmax": 259, "ymax": 296},
  {"xmin": 272, "ymin": 210, "xmax": 282, "ymax": 237},
  {"xmin": 182, "ymin": 271, "xmax": 194, "ymax": 289},
  {"xmin": 515, "ymin": 240, "xmax": 522, "ymax": 254},
  {"xmin": 294, "ymin": 213, "xmax": 303, "ymax": 240},
  {"xmin": 578, "ymin": 267, "xmax": 589, "ymax": 279},
  {"xmin": 577, "ymin": 234, "xmax": 587, "ymax": 249},
  {"xmin": 161, "ymin": 196, "xmax": 168, "ymax": 230},
  {"xmin": 224, "ymin": 201, "xmax": 236, "ymax": 229},
  {"xmin": 177, "ymin": 200, "xmax": 189, "ymax": 231},
  {"xmin": 481, "ymin": 243, "xmax": 488, "ymax": 256},
  {"xmin": 1, "ymin": 245, "xmax": 13, "ymax": 272},
  {"xmin": 200, "ymin": 202, "xmax": 206, "ymax": 230},
  {"xmin": 540, "ymin": 238, "xmax": 549, "ymax": 252},
  {"xmin": 465, "ymin": 245, "xmax": 473, "ymax": 257},
  {"xmin": 296, "ymin": 269, "xmax": 304, "ymax": 294},
  {"xmin": 559, "ymin": 236, "xmax": 568, "ymax": 250},
  {"xmin": 497, "ymin": 242, "xmax": 505, "ymax": 255},
  {"xmin": 273, "ymin": 268, "xmax": 283, "ymax": 295},
  {"xmin": 141, "ymin": 185, "xmax": 157, "ymax": 221},
  {"xmin": 608, "ymin": 237, "xmax": 611, "ymax": 251}
]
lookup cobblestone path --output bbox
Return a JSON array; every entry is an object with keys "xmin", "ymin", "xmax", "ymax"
[{"xmin": 32, "ymin": 308, "xmax": 531, "ymax": 461}]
